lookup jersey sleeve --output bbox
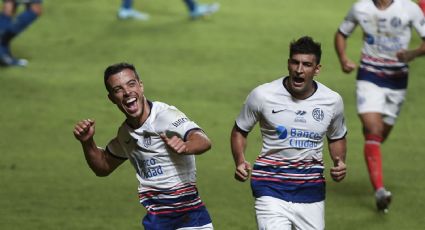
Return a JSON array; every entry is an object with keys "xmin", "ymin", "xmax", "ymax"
[
  {"xmin": 327, "ymin": 95, "xmax": 347, "ymax": 140},
  {"xmin": 106, "ymin": 137, "xmax": 128, "ymax": 159},
  {"xmin": 235, "ymin": 88, "xmax": 262, "ymax": 133},
  {"xmin": 338, "ymin": 5, "xmax": 358, "ymax": 36},
  {"xmin": 410, "ymin": 3, "xmax": 425, "ymax": 38},
  {"xmin": 156, "ymin": 106, "xmax": 202, "ymax": 141}
]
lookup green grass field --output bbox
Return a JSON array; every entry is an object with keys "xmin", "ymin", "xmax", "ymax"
[{"xmin": 1, "ymin": 0, "xmax": 425, "ymax": 229}]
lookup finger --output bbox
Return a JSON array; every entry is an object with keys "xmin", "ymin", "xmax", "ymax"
[
  {"xmin": 160, "ymin": 133, "xmax": 169, "ymax": 142},
  {"xmin": 333, "ymin": 157, "xmax": 340, "ymax": 167}
]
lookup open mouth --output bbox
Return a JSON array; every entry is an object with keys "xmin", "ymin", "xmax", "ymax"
[
  {"xmin": 293, "ymin": 77, "xmax": 305, "ymax": 85},
  {"xmin": 124, "ymin": 97, "xmax": 138, "ymax": 113}
]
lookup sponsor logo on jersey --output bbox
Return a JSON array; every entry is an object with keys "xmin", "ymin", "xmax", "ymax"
[
  {"xmin": 365, "ymin": 33, "xmax": 375, "ymax": 45},
  {"xmin": 296, "ymin": 110, "xmax": 306, "ymax": 115},
  {"xmin": 276, "ymin": 125, "xmax": 288, "ymax": 139},
  {"xmin": 172, "ymin": 118, "xmax": 189, "ymax": 127},
  {"xmin": 275, "ymin": 126, "xmax": 322, "ymax": 148},
  {"xmin": 294, "ymin": 110, "xmax": 307, "ymax": 123},
  {"xmin": 312, "ymin": 108, "xmax": 324, "ymax": 122},
  {"xmin": 139, "ymin": 158, "xmax": 164, "ymax": 179},
  {"xmin": 272, "ymin": 109, "xmax": 285, "ymax": 114}
]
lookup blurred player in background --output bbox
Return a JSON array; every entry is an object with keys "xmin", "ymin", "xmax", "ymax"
[
  {"xmin": 230, "ymin": 36, "xmax": 347, "ymax": 230},
  {"xmin": 335, "ymin": 0, "xmax": 425, "ymax": 213},
  {"xmin": 0, "ymin": 0, "xmax": 42, "ymax": 67},
  {"xmin": 73, "ymin": 62, "xmax": 214, "ymax": 229},
  {"xmin": 117, "ymin": 0, "xmax": 220, "ymax": 21},
  {"xmin": 419, "ymin": 0, "xmax": 425, "ymax": 14}
]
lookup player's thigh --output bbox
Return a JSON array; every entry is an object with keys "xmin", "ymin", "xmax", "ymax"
[
  {"xmin": 356, "ymin": 80, "xmax": 386, "ymax": 114},
  {"xmin": 255, "ymin": 196, "xmax": 292, "ymax": 230},
  {"xmin": 382, "ymin": 87, "xmax": 406, "ymax": 125},
  {"xmin": 292, "ymin": 201, "xmax": 324, "ymax": 230},
  {"xmin": 177, "ymin": 223, "xmax": 213, "ymax": 230}
]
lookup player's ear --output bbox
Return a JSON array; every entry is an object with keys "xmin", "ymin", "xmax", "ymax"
[{"xmin": 314, "ymin": 64, "xmax": 321, "ymax": 76}]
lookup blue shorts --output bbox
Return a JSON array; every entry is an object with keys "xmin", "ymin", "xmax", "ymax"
[{"xmin": 142, "ymin": 206, "xmax": 212, "ymax": 230}]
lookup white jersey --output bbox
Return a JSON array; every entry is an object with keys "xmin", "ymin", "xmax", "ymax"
[
  {"xmin": 106, "ymin": 101, "xmax": 205, "ymax": 215},
  {"xmin": 338, "ymin": 0, "xmax": 425, "ymax": 89},
  {"xmin": 235, "ymin": 77, "xmax": 347, "ymax": 203},
  {"xmin": 339, "ymin": 0, "xmax": 425, "ymax": 61}
]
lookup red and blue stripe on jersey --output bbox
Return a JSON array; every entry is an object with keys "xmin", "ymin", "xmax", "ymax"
[
  {"xmin": 251, "ymin": 155, "xmax": 326, "ymax": 203},
  {"xmin": 138, "ymin": 182, "xmax": 206, "ymax": 215},
  {"xmin": 358, "ymin": 53, "xmax": 408, "ymax": 89}
]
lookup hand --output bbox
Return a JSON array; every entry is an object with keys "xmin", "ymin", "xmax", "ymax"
[
  {"xmin": 160, "ymin": 133, "xmax": 187, "ymax": 154},
  {"xmin": 73, "ymin": 119, "xmax": 95, "ymax": 142},
  {"xmin": 330, "ymin": 157, "xmax": 346, "ymax": 182},
  {"xmin": 341, "ymin": 59, "xmax": 356, "ymax": 74},
  {"xmin": 234, "ymin": 161, "xmax": 251, "ymax": 182},
  {"xmin": 396, "ymin": 50, "xmax": 414, "ymax": 63}
]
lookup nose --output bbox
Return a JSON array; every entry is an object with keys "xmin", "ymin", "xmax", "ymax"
[
  {"xmin": 123, "ymin": 86, "xmax": 131, "ymax": 96},
  {"xmin": 296, "ymin": 63, "xmax": 304, "ymax": 73}
]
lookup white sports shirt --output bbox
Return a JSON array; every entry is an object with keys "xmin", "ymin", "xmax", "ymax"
[
  {"xmin": 236, "ymin": 77, "xmax": 347, "ymax": 203},
  {"xmin": 338, "ymin": 0, "xmax": 425, "ymax": 89},
  {"xmin": 106, "ymin": 101, "xmax": 205, "ymax": 215},
  {"xmin": 339, "ymin": 0, "xmax": 425, "ymax": 61}
]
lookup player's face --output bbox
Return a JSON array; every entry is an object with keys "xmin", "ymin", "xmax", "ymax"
[
  {"xmin": 287, "ymin": 53, "xmax": 321, "ymax": 99},
  {"xmin": 107, "ymin": 68, "xmax": 145, "ymax": 119}
]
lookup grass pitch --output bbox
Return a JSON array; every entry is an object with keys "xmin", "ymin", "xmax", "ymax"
[{"xmin": 1, "ymin": 0, "xmax": 425, "ymax": 229}]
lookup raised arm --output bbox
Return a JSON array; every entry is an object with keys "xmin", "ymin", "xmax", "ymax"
[
  {"xmin": 328, "ymin": 137, "xmax": 347, "ymax": 182},
  {"xmin": 230, "ymin": 124, "xmax": 251, "ymax": 182},
  {"xmin": 160, "ymin": 129, "xmax": 211, "ymax": 155},
  {"xmin": 73, "ymin": 119, "xmax": 125, "ymax": 177}
]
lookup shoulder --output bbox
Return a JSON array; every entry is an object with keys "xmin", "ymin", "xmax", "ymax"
[
  {"xmin": 250, "ymin": 77, "xmax": 285, "ymax": 98},
  {"xmin": 151, "ymin": 101, "xmax": 188, "ymax": 123},
  {"xmin": 315, "ymin": 81, "xmax": 344, "ymax": 103}
]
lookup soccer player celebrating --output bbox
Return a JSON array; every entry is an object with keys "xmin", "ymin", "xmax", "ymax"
[
  {"xmin": 116, "ymin": 0, "xmax": 220, "ymax": 21},
  {"xmin": 73, "ymin": 63, "xmax": 214, "ymax": 229},
  {"xmin": 231, "ymin": 36, "xmax": 347, "ymax": 230},
  {"xmin": 335, "ymin": 0, "xmax": 425, "ymax": 213},
  {"xmin": 0, "ymin": 0, "xmax": 42, "ymax": 67}
]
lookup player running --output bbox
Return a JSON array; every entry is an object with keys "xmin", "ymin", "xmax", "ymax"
[
  {"xmin": 335, "ymin": 0, "xmax": 425, "ymax": 213},
  {"xmin": 231, "ymin": 36, "xmax": 347, "ymax": 230}
]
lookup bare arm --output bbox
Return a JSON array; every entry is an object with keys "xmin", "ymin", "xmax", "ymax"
[
  {"xmin": 73, "ymin": 119, "xmax": 125, "ymax": 177},
  {"xmin": 396, "ymin": 40, "xmax": 425, "ymax": 63},
  {"xmin": 328, "ymin": 137, "xmax": 347, "ymax": 182},
  {"xmin": 160, "ymin": 129, "xmax": 211, "ymax": 155},
  {"xmin": 334, "ymin": 31, "xmax": 357, "ymax": 74},
  {"xmin": 230, "ymin": 124, "xmax": 251, "ymax": 182}
]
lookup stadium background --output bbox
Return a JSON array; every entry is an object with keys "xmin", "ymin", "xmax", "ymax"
[{"xmin": 1, "ymin": 0, "xmax": 424, "ymax": 229}]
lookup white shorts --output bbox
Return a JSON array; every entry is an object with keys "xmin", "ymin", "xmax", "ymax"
[
  {"xmin": 177, "ymin": 223, "xmax": 213, "ymax": 230},
  {"xmin": 356, "ymin": 80, "xmax": 406, "ymax": 125},
  {"xmin": 255, "ymin": 196, "xmax": 324, "ymax": 230}
]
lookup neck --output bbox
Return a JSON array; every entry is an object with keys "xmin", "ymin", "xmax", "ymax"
[
  {"xmin": 373, "ymin": 0, "xmax": 393, "ymax": 9},
  {"xmin": 127, "ymin": 98, "xmax": 149, "ymax": 129}
]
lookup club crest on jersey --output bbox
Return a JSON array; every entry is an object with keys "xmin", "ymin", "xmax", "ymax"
[
  {"xmin": 143, "ymin": 134, "xmax": 152, "ymax": 147},
  {"xmin": 390, "ymin": 17, "xmax": 401, "ymax": 28},
  {"xmin": 312, "ymin": 108, "xmax": 324, "ymax": 122}
]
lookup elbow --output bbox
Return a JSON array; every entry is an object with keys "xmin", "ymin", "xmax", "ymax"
[{"xmin": 91, "ymin": 167, "xmax": 112, "ymax": 177}]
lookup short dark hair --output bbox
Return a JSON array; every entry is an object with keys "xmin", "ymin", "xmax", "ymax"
[
  {"xmin": 289, "ymin": 36, "xmax": 322, "ymax": 64},
  {"xmin": 104, "ymin": 62, "xmax": 140, "ymax": 92}
]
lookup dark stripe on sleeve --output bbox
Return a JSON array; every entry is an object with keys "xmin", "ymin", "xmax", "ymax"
[
  {"xmin": 105, "ymin": 147, "xmax": 128, "ymax": 160},
  {"xmin": 327, "ymin": 131, "xmax": 347, "ymax": 143}
]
